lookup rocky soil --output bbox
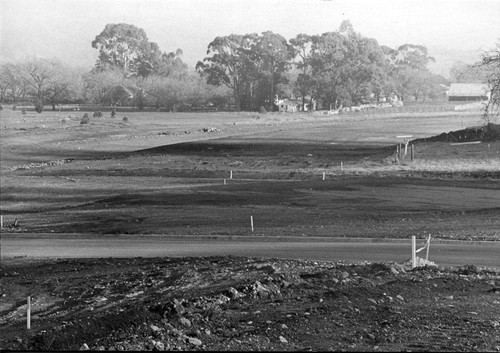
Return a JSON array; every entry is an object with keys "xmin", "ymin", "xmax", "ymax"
[{"xmin": 1, "ymin": 256, "xmax": 499, "ymax": 351}]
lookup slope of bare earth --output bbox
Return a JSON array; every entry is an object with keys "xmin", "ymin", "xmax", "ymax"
[{"xmin": 1, "ymin": 256, "xmax": 499, "ymax": 351}]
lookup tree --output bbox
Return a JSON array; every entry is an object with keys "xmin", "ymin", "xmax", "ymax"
[
  {"xmin": 197, "ymin": 34, "xmax": 258, "ymax": 111},
  {"xmin": 21, "ymin": 57, "xmax": 56, "ymax": 112},
  {"xmin": 92, "ymin": 23, "xmax": 187, "ymax": 78},
  {"xmin": 289, "ymin": 34, "xmax": 315, "ymax": 110},
  {"xmin": 473, "ymin": 42, "xmax": 500, "ymax": 123},
  {"xmin": 309, "ymin": 24, "xmax": 387, "ymax": 108},
  {"xmin": 44, "ymin": 61, "xmax": 83, "ymax": 110},
  {"xmin": 83, "ymin": 68, "xmax": 126, "ymax": 106},
  {"xmin": 251, "ymin": 31, "xmax": 294, "ymax": 110},
  {"xmin": 0, "ymin": 63, "xmax": 28, "ymax": 103}
]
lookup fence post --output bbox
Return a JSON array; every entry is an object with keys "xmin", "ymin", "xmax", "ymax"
[
  {"xmin": 322, "ymin": 171, "xmax": 326, "ymax": 180},
  {"xmin": 230, "ymin": 170, "xmax": 233, "ymax": 179},
  {"xmin": 250, "ymin": 216, "xmax": 254, "ymax": 233},
  {"xmin": 411, "ymin": 144, "xmax": 415, "ymax": 162},
  {"xmin": 412, "ymin": 236, "xmax": 417, "ymax": 269},
  {"xmin": 27, "ymin": 296, "xmax": 31, "ymax": 330},
  {"xmin": 426, "ymin": 235, "xmax": 431, "ymax": 261}
]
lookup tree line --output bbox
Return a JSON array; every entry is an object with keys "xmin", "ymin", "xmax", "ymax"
[{"xmin": 0, "ymin": 21, "xmax": 497, "ymax": 114}]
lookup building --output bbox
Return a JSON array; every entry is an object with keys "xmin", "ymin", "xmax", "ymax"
[
  {"xmin": 277, "ymin": 98, "xmax": 300, "ymax": 113},
  {"xmin": 448, "ymin": 83, "xmax": 491, "ymax": 102}
]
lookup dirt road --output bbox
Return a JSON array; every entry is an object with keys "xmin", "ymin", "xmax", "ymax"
[{"xmin": 2, "ymin": 234, "xmax": 499, "ymax": 268}]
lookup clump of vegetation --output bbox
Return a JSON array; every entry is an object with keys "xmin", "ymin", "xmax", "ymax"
[
  {"xmin": 80, "ymin": 113, "xmax": 90, "ymax": 125},
  {"xmin": 35, "ymin": 101, "xmax": 43, "ymax": 114},
  {"xmin": 259, "ymin": 106, "xmax": 267, "ymax": 114},
  {"xmin": 111, "ymin": 109, "xmax": 116, "ymax": 118},
  {"xmin": 0, "ymin": 104, "xmax": 3, "ymax": 111},
  {"xmin": 122, "ymin": 116, "xmax": 128, "ymax": 122},
  {"xmin": 21, "ymin": 108, "xmax": 27, "ymax": 115},
  {"xmin": 61, "ymin": 118, "xmax": 66, "ymax": 124},
  {"xmin": 93, "ymin": 111, "xmax": 102, "ymax": 118}
]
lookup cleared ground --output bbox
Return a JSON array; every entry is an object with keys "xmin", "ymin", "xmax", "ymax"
[{"xmin": 0, "ymin": 109, "xmax": 499, "ymax": 240}]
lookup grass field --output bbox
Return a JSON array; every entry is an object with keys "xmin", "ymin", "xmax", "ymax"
[{"xmin": 0, "ymin": 108, "xmax": 499, "ymax": 240}]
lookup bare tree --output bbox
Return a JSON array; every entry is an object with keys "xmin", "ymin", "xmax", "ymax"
[{"xmin": 474, "ymin": 42, "xmax": 500, "ymax": 124}]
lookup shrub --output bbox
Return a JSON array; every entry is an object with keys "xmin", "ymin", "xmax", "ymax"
[
  {"xmin": 80, "ymin": 113, "xmax": 90, "ymax": 125},
  {"xmin": 21, "ymin": 108, "xmax": 27, "ymax": 115},
  {"xmin": 93, "ymin": 111, "xmax": 103, "ymax": 118},
  {"xmin": 12, "ymin": 105, "xmax": 17, "ymax": 111},
  {"xmin": 35, "ymin": 101, "xmax": 43, "ymax": 113},
  {"xmin": 61, "ymin": 118, "xmax": 66, "ymax": 124},
  {"xmin": 111, "ymin": 109, "xmax": 116, "ymax": 118},
  {"xmin": 259, "ymin": 106, "xmax": 267, "ymax": 114},
  {"xmin": 0, "ymin": 104, "xmax": 3, "ymax": 111},
  {"xmin": 122, "ymin": 116, "xmax": 128, "ymax": 122}
]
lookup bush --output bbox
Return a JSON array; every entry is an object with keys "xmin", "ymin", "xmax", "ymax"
[
  {"xmin": 80, "ymin": 113, "xmax": 90, "ymax": 125},
  {"xmin": 61, "ymin": 118, "xmax": 66, "ymax": 124},
  {"xmin": 122, "ymin": 116, "xmax": 128, "ymax": 122},
  {"xmin": 0, "ymin": 104, "xmax": 3, "ymax": 111},
  {"xmin": 259, "ymin": 106, "xmax": 267, "ymax": 114},
  {"xmin": 21, "ymin": 108, "xmax": 27, "ymax": 115},
  {"xmin": 35, "ymin": 101, "xmax": 43, "ymax": 113},
  {"xmin": 12, "ymin": 105, "xmax": 16, "ymax": 111},
  {"xmin": 111, "ymin": 109, "xmax": 116, "ymax": 118},
  {"xmin": 93, "ymin": 111, "xmax": 102, "ymax": 118}
]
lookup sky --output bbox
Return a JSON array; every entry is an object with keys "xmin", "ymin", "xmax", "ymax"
[{"xmin": 1, "ymin": 0, "xmax": 499, "ymax": 78}]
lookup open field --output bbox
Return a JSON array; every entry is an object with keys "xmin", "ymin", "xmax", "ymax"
[
  {"xmin": 0, "ymin": 108, "xmax": 499, "ymax": 239},
  {"xmin": 1, "ymin": 108, "xmax": 500, "ymax": 351}
]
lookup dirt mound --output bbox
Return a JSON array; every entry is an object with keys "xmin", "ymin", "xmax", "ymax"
[{"xmin": 414, "ymin": 123, "xmax": 500, "ymax": 143}]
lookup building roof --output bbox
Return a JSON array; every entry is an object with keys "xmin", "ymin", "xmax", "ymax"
[{"xmin": 448, "ymin": 83, "xmax": 490, "ymax": 97}]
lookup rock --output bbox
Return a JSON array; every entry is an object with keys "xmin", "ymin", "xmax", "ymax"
[
  {"xmin": 179, "ymin": 317, "xmax": 191, "ymax": 328},
  {"xmin": 154, "ymin": 341, "xmax": 165, "ymax": 350},
  {"xmin": 79, "ymin": 343, "xmax": 89, "ymax": 351},
  {"xmin": 173, "ymin": 298, "xmax": 186, "ymax": 315},
  {"xmin": 396, "ymin": 295, "xmax": 404, "ymax": 301},
  {"xmin": 341, "ymin": 271, "xmax": 349, "ymax": 279},
  {"xmin": 390, "ymin": 267, "xmax": 400, "ymax": 275},
  {"xmin": 367, "ymin": 298, "xmax": 378, "ymax": 305},
  {"xmin": 279, "ymin": 336, "xmax": 288, "ymax": 343},
  {"xmin": 187, "ymin": 337, "xmax": 202, "ymax": 346},
  {"xmin": 150, "ymin": 324, "xmax": 160, "ymax": 332},
  {"xmin": 226, "ymin": 287, "xmax": 245, "ymax": 299},
  {"xmin": 281, "ymin": 324, "xmax": 288, "ymax": 329}
]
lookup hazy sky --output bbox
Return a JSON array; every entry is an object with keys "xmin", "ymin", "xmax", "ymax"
[{"xmin": 1, "ymin": 0, "xmax": 499, "ymax": 77}]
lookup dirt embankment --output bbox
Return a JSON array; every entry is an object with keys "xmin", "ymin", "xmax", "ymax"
[
  {"xmin": 412, "ymin": 123, "xmax": 500, "ymax": 144},
  {"xmin": 1, "ymin": 256, "xmax": 499, "ymax": 351}
]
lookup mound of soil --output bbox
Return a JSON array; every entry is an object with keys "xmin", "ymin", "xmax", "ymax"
[
  {"xmin": 413, "ymin": 123, "xmax": 500, "ymax": 143},
  {"xmin": 1, "ymin": 256, "xmax": 499, "ymax": 351}
]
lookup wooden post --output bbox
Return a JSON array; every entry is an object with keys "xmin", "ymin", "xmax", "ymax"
[
  {"xmin": 250, "ymin": 216, "xmax": 254, "ymax": 233},
  {"xmin": 0, "ymin": 215, "xmax": 3, "ymax": 228},
  {"xmin": 322, "ymin": 171, "xmax": 326, "ymax": 180},
  {"xmin": 230, "ymin": 170, "xmax": 233, "ymax": 179},
  {"xmin": 341, "ymin": 161, "xmax": 344, "ymax": 172},
  {"xmin": 412, "ymin": 236, "xmax": 417, "ymax": 269},
  {"xmin": 426, "ymin": 235, "xmax": 431, "ymax": 261},
  {"xmin": 411, "ymin": 144, "xmax": 415, "ymax": 162},
  {"xmin": 27, "ymin": 296, "xmax": 31, "ymax": 329},
  {"xmin": 404, "ymin": 141, "xmax": 408, "ymax": 156},
  {"xmin": 224, "ymin": 179, "xmax": 226, "ymax": 185}
]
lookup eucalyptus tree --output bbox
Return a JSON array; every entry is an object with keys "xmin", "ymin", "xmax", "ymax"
[{"xmin": 196, "ymin": 34, "xmax": 258, "ymax": 111}]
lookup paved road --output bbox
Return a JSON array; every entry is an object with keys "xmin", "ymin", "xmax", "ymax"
[{"xmin": 1, "ymin": 234, "xmax": 499, "ymax": 268}]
